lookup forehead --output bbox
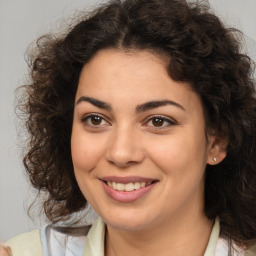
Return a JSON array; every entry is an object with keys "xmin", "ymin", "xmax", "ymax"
[
  {"xmin": 76, "ymin": 49, "xmax": 202, "ymax": 113},
  {"xmin": 78, "ymin": 49, "xmax": 169, "ymax": 84}
]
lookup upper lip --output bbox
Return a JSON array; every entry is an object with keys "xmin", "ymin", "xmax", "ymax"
[{"xmin": 100, "ymin": 176, "xmax": 158, "ymax": 184}]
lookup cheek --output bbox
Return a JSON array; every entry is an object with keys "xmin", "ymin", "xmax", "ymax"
[
  {"xmin": 71, "ymin": 128, "xmax": 104, "ymax": 173},
  {"xmin": 145, "ymin": 131, "xmax": 208, "ymax": 177},
  {"xmin": 71, "ymin": 129, "xmax": 106, "ymax": 203}
]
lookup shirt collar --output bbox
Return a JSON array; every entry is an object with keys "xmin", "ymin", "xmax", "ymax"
[{"xmin": 83, "ymin": 218, "xmax": 220, "ymax": 256}]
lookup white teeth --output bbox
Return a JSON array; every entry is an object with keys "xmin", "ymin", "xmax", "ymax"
[
  {"xmin": 116, "ymin": 183, "xmax": 125, "ymax": 191},
  {"xmin": 140, "ymin": 182, "xmax": 146, "ymax": 188},
  {"xmin": 134, "ymin": 182, "xmax": 140, "ymax": 190},
  {"xmin": 124, "ymin": 183, "xmax": 134, "ymax": 192},
  {"xmin": 106, "ymin": 181, "xmax": 152, "ymax": 191}
]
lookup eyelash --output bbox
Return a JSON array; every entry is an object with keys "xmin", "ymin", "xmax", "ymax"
[
  {"xmin": 81, "ymin": 113, "xmax": 109, "ymax": 128},
  {"xmin": 81, "ymin": 114, "xmax": 177, "ymax": 130},
  {"xmin": 144, "ymin": 115, "xmax": 177, "ymax": 129}
]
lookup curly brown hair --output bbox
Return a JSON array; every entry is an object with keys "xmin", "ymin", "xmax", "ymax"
[{"xmin": 19, "ymin": 0, "xmax": 256, "ymax": 247}]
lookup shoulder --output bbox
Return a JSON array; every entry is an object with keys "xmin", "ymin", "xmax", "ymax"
[
  {"xmin": 4, "ymin": 225, "xmax": 88, "ymax": 256},
  {"xmin": 216, "ymin": 237, "xmax": 256, "ymax": 256},
  {"xmin": 41, "ymin": 225, "xmax": 87, "ymax": 255},
  {"xmin": 5, "ymin": 229, "xmax": 43, "ymax": 256}
]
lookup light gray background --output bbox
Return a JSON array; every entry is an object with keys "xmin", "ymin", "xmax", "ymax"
[{"xmin": 0, "ymin": 0, "xmax": 255, "ymax": 242}]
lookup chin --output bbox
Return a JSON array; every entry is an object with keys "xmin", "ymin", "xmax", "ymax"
[
  {"xmin": 100, "ymin": 210, "xmax": 156, "ymax": 231},
  {"xmin": 106, "ymin": 220, "xmax": 148, "ymax": 231}
]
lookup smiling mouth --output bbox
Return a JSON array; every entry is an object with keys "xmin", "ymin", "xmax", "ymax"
[
  {"xmin": 104, "ymin": 181, "xmax": 156, "ymax": 192},
  {"xmin": 102, "ymin": 180, "xmax": 157, "ymax": 192},
  {"xmin": 100, "ymin": 177, "xmax": 159, "ymax": 202}
]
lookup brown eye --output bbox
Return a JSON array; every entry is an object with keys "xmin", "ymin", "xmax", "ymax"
[
  {"xmin": 152, "ymin": 117, "xmax": 164, "ymax": 127},
  {"xmin": 82, "ymin": 114, "xmax": 109, "ymax": 128},
  {"xmin": 145, "ymin": 115, "xmax": 176, "ymax": 129},
  {"xmin": 91, "ymin": 115, "xmax": 102, "ymax": 125}
]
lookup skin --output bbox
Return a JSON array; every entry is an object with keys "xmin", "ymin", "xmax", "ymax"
[
  {"xmin": 0, "ymin": 246, "xmax": 11, "ymax": 256},
  {"xmin": 71, "ymin": 49, "xmax": 226, "ymax": 256}
]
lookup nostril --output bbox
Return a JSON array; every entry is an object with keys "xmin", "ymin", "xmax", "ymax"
[{"xmin": 107, "ymin": 159, "xmax": 138, "ymax": 168}]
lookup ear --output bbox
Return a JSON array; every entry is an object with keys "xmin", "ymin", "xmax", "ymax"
[{"xmin": 207, "ymin": 136, "xmax": 228, "ymax": 165}]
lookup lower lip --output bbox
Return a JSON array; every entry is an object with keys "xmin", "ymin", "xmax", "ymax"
[{"xmin": 101, "ymin": 181, "xmax": 156, "ymax": 203}]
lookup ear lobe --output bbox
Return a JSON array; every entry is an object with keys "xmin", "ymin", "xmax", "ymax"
[{"xmin": 207, "ymin": 137, "xmax": 228, "ymax": 165}]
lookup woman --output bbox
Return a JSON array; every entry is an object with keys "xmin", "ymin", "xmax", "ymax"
[{"xmin": 2, "ymin": 0, "xmax": 256, "ymax": 255}]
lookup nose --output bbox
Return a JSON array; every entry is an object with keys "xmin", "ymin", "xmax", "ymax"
[{"xmin": 105, "ymin": 126, "xmax": 145, "ymax": 168}]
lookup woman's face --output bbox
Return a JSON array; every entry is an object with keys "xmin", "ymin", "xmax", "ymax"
[{"xmin": 71, "ymin": 49, "xmax": 222, "ymax": 231}]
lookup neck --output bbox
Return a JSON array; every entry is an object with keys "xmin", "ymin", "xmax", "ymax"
[{"xmin": 105, "ymin": 213, "xmax": 213, "ymax": 256}]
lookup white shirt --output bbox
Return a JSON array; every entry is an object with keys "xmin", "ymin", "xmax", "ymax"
[{"xmin": 39, "ymin": 217, "xmax": 245, "ymax": 256}]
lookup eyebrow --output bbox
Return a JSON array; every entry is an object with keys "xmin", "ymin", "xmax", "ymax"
[
  {"xmin": 76, "ymin": 96, "xmax": 185, "ymax": 112},
  {"xmin": 76, "ymin": 96, "xmax": 112, "ymax": 111},
  {"xmin": 136, "ymin": 100, "xmax": 186, "ymax": 112}
]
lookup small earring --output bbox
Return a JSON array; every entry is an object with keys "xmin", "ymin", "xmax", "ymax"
[{"xmin": 213, "ymin": 157, "xmax": 217, "ymax": 162}]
